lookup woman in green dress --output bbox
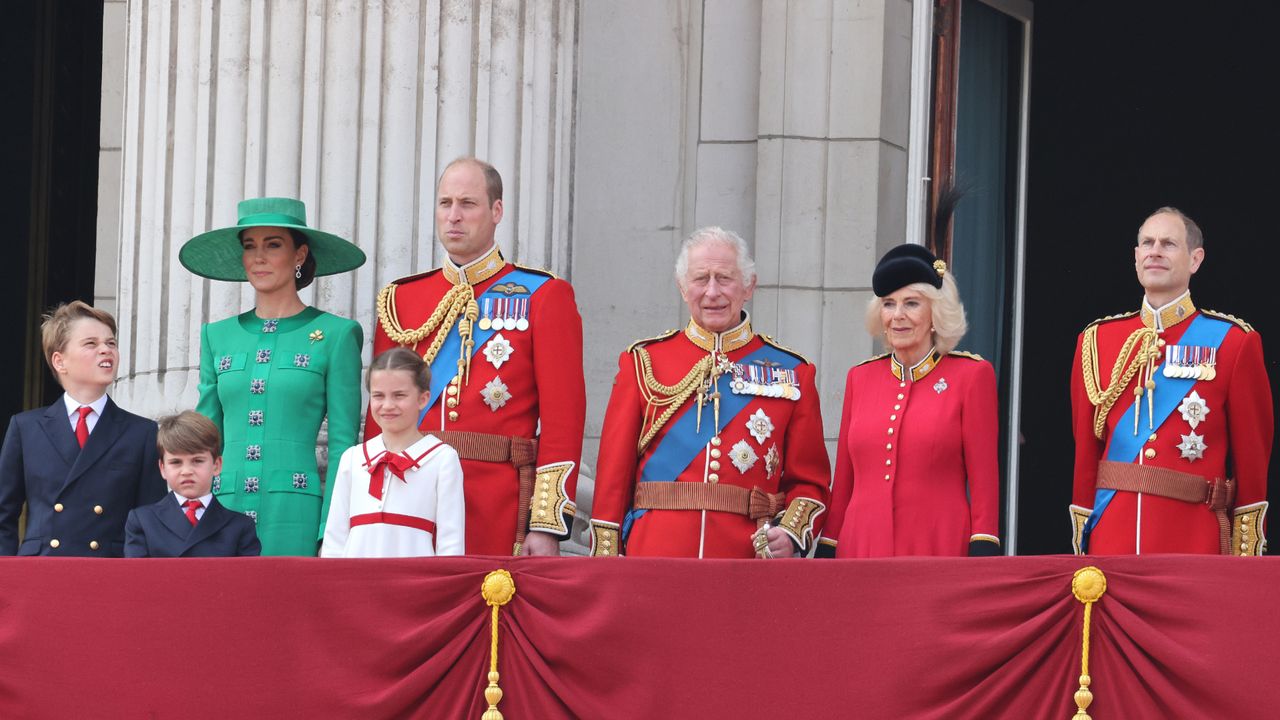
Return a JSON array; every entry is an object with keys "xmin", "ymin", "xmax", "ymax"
[{"xmin": 180, "ymin": 197, "xmax": 366, "ymax": 556}]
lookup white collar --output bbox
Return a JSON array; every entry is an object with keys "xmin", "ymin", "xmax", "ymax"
[
  {"xmin": 63, "ymin": 392, "xmax": 108, "ymax": 418},
  {"xmin": 174, "ymin": 492, "xmax": 212, "ymax": 508}
]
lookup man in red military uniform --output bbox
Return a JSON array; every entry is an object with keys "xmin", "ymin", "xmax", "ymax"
[
  {"xmin": 371, "ymin": 158, "xmax": 585, "ymax": 556},
  {"xmin": 590, "ymin": 227, "xmax": 830, "ymax": 558},
  {"xmin": 1070, "ymin": 207, "xmax": 1271, "ymax": 555}
]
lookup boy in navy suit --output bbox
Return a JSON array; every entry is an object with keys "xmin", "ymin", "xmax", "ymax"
[
  {"xmin": 0, "ymin": 301, "xmax": 166, "ymax": 556},
  {"xmin": 125, "ymin": 411, "xmax": 260, "ymax": 557}
]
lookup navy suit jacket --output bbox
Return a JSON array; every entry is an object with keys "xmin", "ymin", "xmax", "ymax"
[
  {"xmin": 0, "ymin": 397, "xmax": 166, "ymax": 556},
  {"xmin": 125, "ymin": 493, "xmax": 261, "ymax": 557}
]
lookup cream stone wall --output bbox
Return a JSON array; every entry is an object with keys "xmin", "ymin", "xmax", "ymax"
[{"xmin": 97, "ymin": 0, "xmax": 915, "ymax": 548}]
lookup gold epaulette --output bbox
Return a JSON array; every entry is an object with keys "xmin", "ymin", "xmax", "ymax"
[
  {"xmin": 760, "ymin": 334, "xmax": 812, "ymax": 365},
  {"xmin": 1084, "ymin": 310, "xmax": 1137, "ymax": 330},
  {"xmin": 948, "ymin": 350, "xmax": 984, "ymax": 361},
  {"xmin": 1202, "ymin": 309, "xmax": 1254, "ymax": 333},
  {"xmin": 855, "ymin": 352, "xmax": 890, "ymax": 367},
  {"xmin": 513, "ymin": 262, "xmax": 559, "ymax": 280},
  {"xmin": 627, "ymin": 329, "xmax": 679, "ymax": 353}
]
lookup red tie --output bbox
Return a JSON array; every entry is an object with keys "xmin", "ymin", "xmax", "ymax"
[
  {"xmin": 366, "ymin": 451, "xmax": 417, "ymax": 500},
  {"xmin": 74, "ymin": 406, "xmax": 93, "ymax": 448},
  {"xmin": 184, "ymin": 500, "xmax": 202, "ymax": 526}
]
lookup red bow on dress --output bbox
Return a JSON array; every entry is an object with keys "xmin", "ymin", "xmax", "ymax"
[{"xmin": 366, "ymin": 451, "xmax": 417, "ymax": 500}]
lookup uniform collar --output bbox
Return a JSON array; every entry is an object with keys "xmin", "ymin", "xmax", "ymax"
[
  {"xmin": 1141, "ymin": 291, "xmax": 1195, "ymax": 331},
  {"xmin": 684, "ymin": 313, "xmax": 754, "ymax": 353},
  {"xmin": 442, "ymin": 244, "xmax": 505, "ymax": 286},
  {"xmin": 890, "ymin": 347, "xmax": 942, "ymax": 382}
]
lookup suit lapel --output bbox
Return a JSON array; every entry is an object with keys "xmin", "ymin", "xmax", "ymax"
[
  {"xmin": 158, "ymin": 493, "xmax": 196, "ymax": 542},
  {"xmin": 183, "ymin": 497, "xmax": 232, "ymax": 553},
  {"xmin": 38, "ymin": 401, "xmax": 80, "ymax": 470},
  {"xmin": 62, "ymin": 398, "xmax": 126, "ymax": 493}
]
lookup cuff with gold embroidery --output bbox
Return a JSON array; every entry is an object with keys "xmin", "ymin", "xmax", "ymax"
[
  {"xmin": 590, "ymin": 520, "xmax": 621, "ymax": 557},
  {"xmin": 528, "ymin": 462, "xmax": 575, "ymax": 538},
  {"xmin": 775, "ymin": 497, "xmax": 826, "ymax": 553},
  {"xmin": 815, "ymin": 536, "xmax": 838, "ymax": 559},
  {"xmin": 1232, "ymin": 501, "xmax": 1268, "ymax": 556},
  {"xmin": 1069, "ymin": 505, "xmax": 1092, "ymax": 556}
]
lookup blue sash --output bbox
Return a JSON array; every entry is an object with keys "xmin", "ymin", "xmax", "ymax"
[
  {"xmin": 621, "ymin": 343, "xmax": 801, "ymax": 540},
  {"xmin": 1082, "ymin": 314, "xmax": 1231, "ymax": 550},
  {"xmin": 419, "ymin": 268, "xmax": 550, "ymax": 424}
]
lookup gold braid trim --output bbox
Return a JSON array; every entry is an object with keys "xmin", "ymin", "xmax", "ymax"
[
  {"xmin": 1079, "ymin": 324, "xmax": 1162, "ymax": 439},
  {"xmin": 633, "ymin": 347, "xmax": 713, "ymax": 454},
  {"xmin": 376, "ymin": 282, "xmax": 476, "ymax": 369}
]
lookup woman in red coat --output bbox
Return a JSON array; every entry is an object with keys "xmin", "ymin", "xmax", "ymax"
[{"xmin": 819, "ymin": 244, "xmax": 1001, "ymax": 557}]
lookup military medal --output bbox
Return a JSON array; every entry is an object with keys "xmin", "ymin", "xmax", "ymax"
[
  {"xmin": 730, "ymin": 361, "xmax": 801, "ymax": 401},
  {"xmin": 745, "ymin": 408, "xmax": 774, "ymax": 444},
  {"xmin": 515, "ymin": 298, "xmax": 530, "ymax": 331},
  {"xmin": 1163, "ymin": 345, "xmax": 1217, "ymax": 380},
  {"xmin": 479, "ymin": 298, "xmax": 493, "ymax": 331},
  {"xmin": 764, "ymin": 445, "xmax": 780, "ymax": 480},
  {"xmin": 1177, "ymin": 391, "xmax": 1210, "ymax": 429},
  {"xmin": 1177, "ymin": 431, "xmax": 1207, "ymax": 461},
  {"xmin": 481, "ymin": 376, "xmax": 512, "ymax": 411},
  {"xmin": 729, "ymin": 439, "xmax": 759, "ymax": 473},
  {"xmin": 483, "ymin": 333, "xmax": 514, "ymax": 369},
  {"xmin": 491, "ymin": 299, "xmax": 507, "ymax": 331}
]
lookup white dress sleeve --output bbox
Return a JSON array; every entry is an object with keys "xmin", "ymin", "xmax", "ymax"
[
  {"xmin": 433, "ymin": 446, "xmax": 466, "ymax": 556},
  {"xmin": 320, "ymin": 446, "xmax": 357, "ymax": 557}
]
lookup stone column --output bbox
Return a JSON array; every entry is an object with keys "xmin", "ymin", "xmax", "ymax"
[
  {"xmin": 751, "ymin": 0, "xmax": 913, "ymax": 454},
  {"xmin": 109, "ymin": 0, "xmax": 577, "ymax": 417}
]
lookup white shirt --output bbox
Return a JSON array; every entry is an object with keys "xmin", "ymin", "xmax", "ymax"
[
  {"xmin": 62, "ymin": 393, "xmax": 108, "ymax": 435},
  {"xmin": 173, "ymin": 493, "xmax": 212, "ymax": 522},
  {"xmin": 320, "ymin": 434, "xmax": 466, "ymax": 558}
]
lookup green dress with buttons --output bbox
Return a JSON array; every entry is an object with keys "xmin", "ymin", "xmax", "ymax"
[{"xmin": 197, "ymin": 307, "xmax": 363, "ymax": 556}]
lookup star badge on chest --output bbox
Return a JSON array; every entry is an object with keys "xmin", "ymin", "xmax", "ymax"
[
  {"xmin": 933, "ymin": 377, "xmax": 948, "ymax": 394},
  {"xmin": 729, "ymin": 439, "xmax": 759, "ymax": 474},
  {"xmin": 1178, "ymin": 391, "xmax": 1210, "ymax": 430},
  {"xmin": 483, "ymin": 333, "xmax": 514, "ymax": 370},
  {"xmin": 1177, "ymin": 431, "xmax": 1207, "ymax": 462},
  {"xmin": 481, "ymin": 376, "xmax": 512, "ymax": 411},
  {"xmin": 745, "ymin": 408, "xmax": 774, "ymax": 444}
]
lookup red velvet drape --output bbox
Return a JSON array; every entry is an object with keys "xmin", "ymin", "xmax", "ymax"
[{"xmin": 1, "ymin": 556, "xmax": 1277, "ymax": 719}]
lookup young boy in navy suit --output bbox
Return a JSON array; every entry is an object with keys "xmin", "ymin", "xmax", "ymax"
[
  {"xmin": 125, "ymin": 411, "xmax": 260, "ymax": 557},
  {"xmin": 0, "ymin": 301, "xmax": 166, "ymax": 556}
]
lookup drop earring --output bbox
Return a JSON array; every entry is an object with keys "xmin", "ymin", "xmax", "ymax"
[{"xmin": 295, "ymin": 264, "xmax": 302, "ymax": 279}]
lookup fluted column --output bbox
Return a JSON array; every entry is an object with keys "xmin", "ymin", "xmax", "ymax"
[
  {"xmin": 751, "ymin": 0, "xmax": 913, "ymax": 452},
  {"xmin": 111, "ymin": 0, "xmax": 577, "ymax": 417}
]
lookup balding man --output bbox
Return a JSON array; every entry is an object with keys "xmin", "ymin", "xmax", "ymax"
[
  {"xmin": 1070, "ymin": 207, "xmax": 1271, "ymax": 555},
  {"xmin": 590, "ymin": 227, "xmax": 830, "ymax": 558},
  {"xmin": 371, "ymin": 158, "xmax": 585, "ymax": 556}
]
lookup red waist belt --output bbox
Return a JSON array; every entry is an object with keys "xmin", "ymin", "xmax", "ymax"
[
  {"xmin": 1095, "ymin": 460, "xmax": 1235, "ymax": 554},
  {"xmin": 350, "ymin": 512, "xmax": 437, "ymax": 535}
]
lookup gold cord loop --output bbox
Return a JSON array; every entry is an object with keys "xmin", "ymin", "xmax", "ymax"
[
  {"xmin": 1080, "ymin": 325, "xmax": 1162, "ymax": 439},
  {"xmin": 633, "ymin": 348, "xmax": 713, "ymax": 453}
]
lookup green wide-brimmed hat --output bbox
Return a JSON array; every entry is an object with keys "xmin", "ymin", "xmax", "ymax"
[{"xmin": 179, "ymin": 197, "xmax": 366, "ymax": 281}]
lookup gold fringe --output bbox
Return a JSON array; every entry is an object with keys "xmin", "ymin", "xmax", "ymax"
[
  {"xmin": 480, "ymin": 569, "xmax": 517, "ymax": 720},
  {"xmin": 1070, "ymin": 566, "xmax": 1107, "ymax": 719}
]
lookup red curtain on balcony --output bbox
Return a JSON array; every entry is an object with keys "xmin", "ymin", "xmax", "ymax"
[{"xmin": 1, "ymin": 555, "xmax": 1277, "ymax": 718}]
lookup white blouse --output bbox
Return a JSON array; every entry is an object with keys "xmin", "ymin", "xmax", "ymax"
[{"xmin": 321, "ymin": 434, "xmax": 465, "ymax": 558}]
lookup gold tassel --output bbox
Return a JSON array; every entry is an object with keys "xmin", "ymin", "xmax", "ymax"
[
  {"xmin": 1070, "ymin": 566, "xmax": 1107, "ymax": 719},
  {"xmin": 480, "ymin": 569, "xmax": 517, "ymax": 720}
]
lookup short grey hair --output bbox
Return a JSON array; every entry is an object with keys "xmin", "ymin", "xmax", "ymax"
[
  {"xmin": 674, "ymin": 226, "xmax": 757, "ymax": 289},
  {"xmin": 1141, "ymin": 206, "xmax": 1203, "ymax": 251},
  {"xmin": 863, "ymin": 273, "xmax": 969, "ymax": 355}
]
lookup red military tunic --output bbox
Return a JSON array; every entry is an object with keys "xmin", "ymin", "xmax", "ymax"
[
  {"xmin": 820, "ymin": 349, "xmax": 1001, "ymax": 557},
  {"xmin": 371, "ymin": 244, "xmax": 586, "ymax": 555},
  {"xmin": 1070, "ymin": 294, "xmax": 1272, "ymax": 555},
  {"xmin": 590, "ymin": 316, "xmax": 830, "ymax": 558}
]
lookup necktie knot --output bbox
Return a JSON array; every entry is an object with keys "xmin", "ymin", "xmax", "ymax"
[{"xmin": 183, "ymin": 499, "xmax": 202, "ymax": 526}]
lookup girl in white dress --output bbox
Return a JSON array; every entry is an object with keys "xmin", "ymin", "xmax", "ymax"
[{"xmin": 321, "ymin": 348, "xmax": 465, "ymax": 557}]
